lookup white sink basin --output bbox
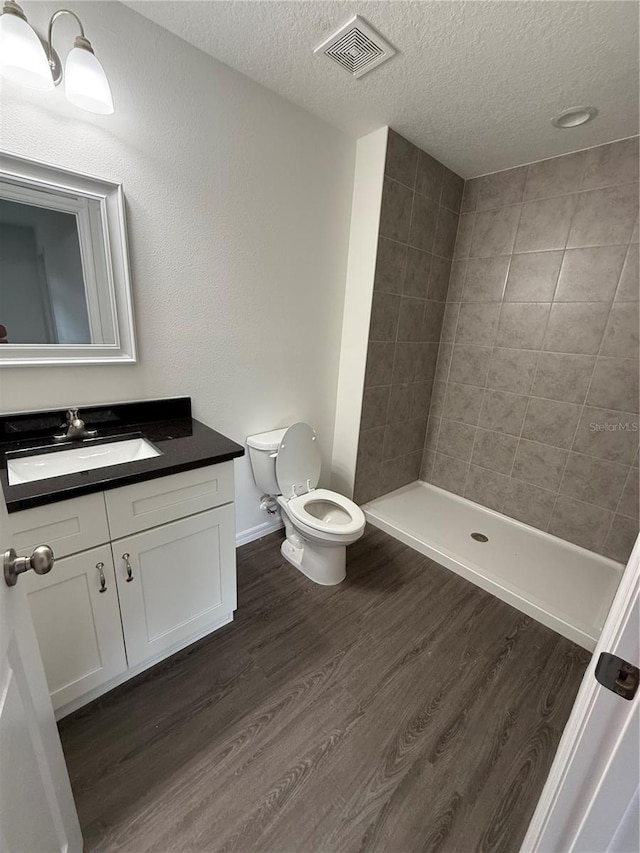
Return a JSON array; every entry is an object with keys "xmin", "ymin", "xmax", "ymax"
[{"xmin": 7, "ymin": 437, "xmax": 161, "ymax": 486}]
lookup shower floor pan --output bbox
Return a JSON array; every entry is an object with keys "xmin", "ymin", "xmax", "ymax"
[{"xmin": 363, "ymin": 481, "xmax": 623, "ymax": 651}]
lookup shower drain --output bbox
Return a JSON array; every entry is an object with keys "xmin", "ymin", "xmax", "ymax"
[{"xmin": 471, "ymin": 532, "xmax": 489, "ymax": 543}]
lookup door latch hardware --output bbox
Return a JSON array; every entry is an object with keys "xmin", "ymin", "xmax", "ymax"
[
  {"xmin": 595, "ymin": 652, "xmax": 639, "ymax": 700},
  {"xmin": 4, "ymin": 545, "xmax": 55, "ymax": 587}
]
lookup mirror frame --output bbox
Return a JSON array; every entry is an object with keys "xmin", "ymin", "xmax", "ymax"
[{"xmin": 0, "ymin": 151, "xmax": 137, "ymax": 366}]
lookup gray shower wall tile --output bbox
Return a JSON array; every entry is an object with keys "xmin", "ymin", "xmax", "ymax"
[
  {"xmin": 618, "ymin": 471, "xmax": 639, "ymax": 520},
  {"xmin": 554, "ymin": 246, "xmax": 627, "ymax": 302},
  {"xmin": 379, "ymin": 177, "xmax": 413, "ymax": 242},
  {"xmin": 428, "ymin": 256, "xmax": 453, "ymax": 301},
  {"xmin": 470, "ymin": 206, "xmax": 521, "ymax": 258},
  {"xmin": 514, "ymin": 195, "xmax": 577, "ymax": 253},
  {"xmin": 360, "ymin": 385, "xmax": 392, "ymax": 431},
  {"xmin": 531, "ymin": 353, "xmax": 596, "ymax": 404},
  {"xmin": 486, "ymin": 347, "xmax": 538, "ymax": 395},
  {"xmin": 374, "ymin": 237, "xmax": 407, "ymax": 294},
  {"xmin": 461, "ymin": 177, "xmax": 480, "ymax": 212},
  {"xmin": 437, "ymin": 418, "xmax": 477, "ymax": 462},
  {"xmin": 416, "ymin": 150, "xmax": 444, "ymax": 201},
  {"xmin": 477, "ymin": 166, "xmax": 527, "ymax": 211},
  {"xmin": 355, "ymin": 130, "xmax": 465, "ymax": 506},
  {"xmin": 365, "ymin": 342, "xmax": 396, "ymax": 387},
  {"xmin": 409, "ymin": 192, "xmax": 439, "ymax": 252},
  {"xmin": 440, "ymin": 302, "xmax": 461, "ymax": 342},
  {"xmin": 463, "ymin": 257, "xmax": 510, "ymax": 302},
  {"xmin": 615, "ymin": 245, "xmax": 639, "ymax": 301},
  {"xmin": 443, "ymin": 382, "xmax": 484, "ymax": 425},
  {"xmin": 542, "ymin": 303, "xmax": 610, "ymax": 354},
  {"xmin": 422, "ymin": 301, "xmax": 446, "ymax": 342},
  {"xmin": 385, "ymin": 129, "xmax": 419, "ymax": 188},
  {"xmin": 412, "ymin": 381, "xmax": 434, "ymax": 419},
  {"xmin": 603, "ymin": 514, "xmax": 639, "ymax": 564},
  {"xmin": 403, "ymin": 247, "xmax": 432, "ymax": 298},
  {"xmin": 369, "ymin": 292, "xmax": 401, "ymax": 341},
  {"xmin": 502, "ymin": 479, "xmax": 557, "ymax": 530},
  {"xmin": 600, "ymin": 303, "xmax": 639, "ymax": 358},
  {"xmin": 496, "ymin": 303, "xmax": 550, "ymax": 349},
  {"xmin": 572, "ymin": 407, "xmax": 639, "ymax": 465},
  {"xmin": 504, "ymin": 251, "xmax": 563, "ymax": 302},
  {"xmin": 358, "ymin": 135, "xmax": 639, "ymax": 565},
  {"xmin": 521, "ymin": 398, "xmax": 581, "ymax": 449},
  {"xmin": 479, "ymin": 389, "xmax": 528, "ymax": 436},
  {"xmin": 453, "ymin": 213, "xmax": 475, "ymax": 258},
  {"xmin": 524, "ymin": 149, "xmax": 587, "ymax": 200},
  {"xmin": 567, "ymin": 183, "xmax": 639, "ymax": 249},
  {"xmin": 434, "ymin": 207, "xmax": 460, "ymax": 259},
  {"xmin": 387, "ymin": 383, "xmax": 414, "ymax": 424},
  {"xmin": 441, "ymin": 169, "xmax": 465, "ymax": 213},
  {"xmin": 548, "ymin": 496, "xmax": 613, "ymax": 554},
  {"xmin": 449, "ymin": 345, "xmax": 492, "ymax": 387},
  {"xmin": 581, "ymin": 137, "xmax": 639, "ymax": 190},
  {"xmin": 559, "ymin": 453, "xmax": 628, "ymax": 510},
  {"xmin": 512, "ymin": 439, "xmax": 568, "ymax": 491},
  {"xmin": 464, "ymin": 465, "xmax": 509, "ymax": 512},
  {"xmin": 397, "ymin": 296, "xmax": 426, "ymax": 342},
  {"xmin": 431, "ymin": 453, "xmax": 469, "ymax": 495},
  {"xmin": 456, "ymin": 302, "xmax": 501, "ymax": 346},
  {"xmin": 471, "ymin": 428, "xmax": 518, "ymax": 475},
  {"xmin": 434, "ymin": 342, "xmax": 453, "ymax": 382},
  {"xmin": 587, "ymin": 357, "xmax": 639, "ymax": 414}
]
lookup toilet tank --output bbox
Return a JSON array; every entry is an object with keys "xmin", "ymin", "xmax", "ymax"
[{"xmin": 246, "ymin": 428, "xmax": 287, "ymax": 496}]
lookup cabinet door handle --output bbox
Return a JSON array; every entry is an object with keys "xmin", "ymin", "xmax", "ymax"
[
  {"xmin": 96, "ymin": 561, "xmax": 107, "ymax": 593},
  {"xmin": 122, "ymin": 553, "xmax": 133, "ymax": 582}
]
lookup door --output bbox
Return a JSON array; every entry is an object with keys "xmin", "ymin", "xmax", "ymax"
[
  {"xmin": 113, "ymin": 505, "xmax": 236, "ymax": 667},
  {"xmin": 23, "ymin": 545, "xmax": 128, "ymax": 713},
  {"xmin": 522, "ymin": 534, "xmax": 639, "ymax": 852},
  {"xmin": 0, "ymin": 544, "xmax": 82, "ymax": 852}
]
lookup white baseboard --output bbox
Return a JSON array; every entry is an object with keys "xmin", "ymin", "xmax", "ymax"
[{"xmin": 236, "ymin": 517, "xmax": 283, "ymax": 547}]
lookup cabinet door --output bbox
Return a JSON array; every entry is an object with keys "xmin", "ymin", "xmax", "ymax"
[
  {"xmin": 113, "ymin": 505, "xmax": 236, "ymax": 667},
  {"xmin": 22, "ymin": 545, "xmax": 128, "ymax": 712}
]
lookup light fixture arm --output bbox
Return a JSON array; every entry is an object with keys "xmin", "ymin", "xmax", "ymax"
[{"xmin": 46, "ymin": 8, "xmax": 93, "ymax": 86}]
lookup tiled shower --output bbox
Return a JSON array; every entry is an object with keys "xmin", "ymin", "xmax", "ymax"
[{"xmin": 355, "ymin": 131, "xmax": 639, "ymax": 563}]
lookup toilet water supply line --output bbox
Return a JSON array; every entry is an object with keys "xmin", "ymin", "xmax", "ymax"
[{"xmin": 260, "ymin": 496, "xmax": 279, "ymax": 515}]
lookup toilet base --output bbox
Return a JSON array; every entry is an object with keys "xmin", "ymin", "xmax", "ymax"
[{"xmin": 280, "ymin": 537, "xmax": 346, "ymax": 586}]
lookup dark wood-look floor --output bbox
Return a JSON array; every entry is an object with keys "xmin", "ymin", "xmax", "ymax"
[{"xmin": 59, "ymin": 526, "xmax": 590, "ymax": 853}]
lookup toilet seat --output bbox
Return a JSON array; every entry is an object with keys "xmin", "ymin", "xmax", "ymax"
[
  {"xmin": 284, "ymin": 488, "xmax": 365, "ymax": 537},
  {"xmin": 275, "ymin": 423, "xmax": 322, "ymax": 498}
]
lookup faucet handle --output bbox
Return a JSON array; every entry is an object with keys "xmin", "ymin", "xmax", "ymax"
[{"xmin": 67, "ymin": 407, "xmax": 79, "ymax": 422}]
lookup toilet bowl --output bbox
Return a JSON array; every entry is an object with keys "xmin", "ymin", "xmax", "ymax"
[{"xmin": 247, "ymin": 423, "xmax": 365, "ymax": 585}]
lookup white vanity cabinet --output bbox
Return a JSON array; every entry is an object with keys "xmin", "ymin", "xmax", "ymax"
[
  {"xmin": 22, "ymin": 545, "xmax": 127, "ymax": 710},
  {"xmin": 3, "ymin": 462, "xmax": 237, "ymax": 717},
  {"xmin": 113, "ymin": 505, "xmax": 236, "ymax": 667}
]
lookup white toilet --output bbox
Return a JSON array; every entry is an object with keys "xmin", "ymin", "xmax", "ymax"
[{"xmin": 247, "ymin": 423, "xmax": 365, "ymax": 585}]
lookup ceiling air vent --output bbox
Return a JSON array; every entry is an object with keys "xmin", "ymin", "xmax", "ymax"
[{"xmin": 314, "ymin": 15, "xmax": 396, "ymax": 79}]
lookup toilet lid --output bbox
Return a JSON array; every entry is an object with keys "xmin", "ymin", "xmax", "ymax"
[{"xmin": 275, "ymin": 422, "xmax": 322, "ymax": 498}]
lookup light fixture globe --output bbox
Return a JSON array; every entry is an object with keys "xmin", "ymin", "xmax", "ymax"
[
  {"xmin": 0, "ymin": 3, "xmax": 54, "ymax": 91},
  {"xmin": 64, "ymin": 36, "xmax": 113, "ymax": 114}
]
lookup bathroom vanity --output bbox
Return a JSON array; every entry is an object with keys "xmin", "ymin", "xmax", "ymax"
[{"xmin": 0, "ymin": 398, "xmax": 244, "ymax": 718}]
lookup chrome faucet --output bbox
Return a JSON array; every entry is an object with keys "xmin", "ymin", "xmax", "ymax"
[{"xmin": 53, "ymin": 408, "xmax": 98, "ymax": 441}]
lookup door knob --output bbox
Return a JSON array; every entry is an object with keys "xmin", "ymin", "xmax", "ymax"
[{"xmin": 4, "ymin": 545, "xmax": 55, "ymax": 587}]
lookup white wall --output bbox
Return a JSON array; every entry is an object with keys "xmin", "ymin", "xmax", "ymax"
[
  {"xmin": 0, "ymin": 1, "xmax": 356, "ymax": 538},
  {"xmin": 331, "ymin": 127, "xmax": 387, "ymax": 497}
]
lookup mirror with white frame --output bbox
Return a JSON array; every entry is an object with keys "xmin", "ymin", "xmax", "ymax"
[{"xmin": 0, "ymin": 152, "xmax": 136, "ymax": 365}]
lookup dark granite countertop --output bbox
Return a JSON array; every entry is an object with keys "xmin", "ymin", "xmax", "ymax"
[{"xmin": 0, "ymin": 397, "xmax": 244, "ymax": 514}]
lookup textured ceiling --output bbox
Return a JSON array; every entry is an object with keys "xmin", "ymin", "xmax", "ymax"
[{"xmin": 125, "ymin": 0, "xmax": 640, "ymax": 177}]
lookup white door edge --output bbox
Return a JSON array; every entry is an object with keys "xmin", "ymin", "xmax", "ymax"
[{"xmin": 521, "ymin": 535, "xmax": 639, "ymax": 852}]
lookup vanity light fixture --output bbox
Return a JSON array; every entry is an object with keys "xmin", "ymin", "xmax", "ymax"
[
  {"xmin": 0, "ymin": 1, "xmax": 113, "ymax": 114},
  {"xmin": 551, "ymin": 106, "xmax": 597, "ymax": 129}
]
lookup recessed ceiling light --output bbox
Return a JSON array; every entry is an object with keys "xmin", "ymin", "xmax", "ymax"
[{"xmin": 551, "ymin": 106, "xmax": 598, "ymax": 129}]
